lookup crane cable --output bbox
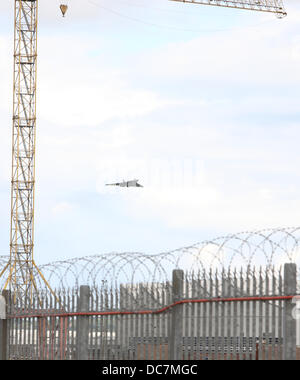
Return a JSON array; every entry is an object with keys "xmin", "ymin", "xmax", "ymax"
[{"xmin": 87, "ymin": 0, "xmax": 280, "ymax": 34}]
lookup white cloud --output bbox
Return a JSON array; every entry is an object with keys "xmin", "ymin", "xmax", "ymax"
[
  {"xmin": 37, "ymin": 34, "xmax": 174, "ymax": 128},
  {"xmin": 131, "ymin": 10, "xmax": 300, "ymax": 85},
  {"xmin": 51, "ymin": 201, "xmax": 75, "ymax": 216},
  {"xmin": 117, "ymin": 181, "xmax": 300, "ymax": 231}
]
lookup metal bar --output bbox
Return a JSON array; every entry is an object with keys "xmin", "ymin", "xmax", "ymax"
[
  {"xmin": 208, "ymin": 270, "xmax": 213, "ymax": 360},
  {"xmin": 115, "ymin": 286, "xmax": 120, "ymax": 360},
  {"xmin": 226, "ymin": 269, "xmax": 231, "ymax": 361},
  {"xmin": 258, "ymin": 268, "xmax": 263, "ymax": 360},
  {"xmin": 191, "ymin": 274, "xmax": 196, "ymax": 360},
  {"xmin": 245, "ymin": 267, "xmax": 250, "ymax": 360},
  {"xmin": 278, "ymin": 269, "xmax": 283, "ymax": 360},
  {"xmin": 103, "ymin": 288, "xmax": 109, "ymax": 359},
  {"xmin": 232, "ymin": 270, "xmax": 237, "ymax": 360},
  {"xmin": 251, "ymin": 269, "xmax": 257, "ymax": 360},
  {"xmin": 265, "ymin": 269, "xmax": 270, "ymax": 359},
  {"xmin": 109, "ymin": 287, "xmax": 114, "ymax": 360},
  {"xmin": 161, "ymin": 283, "xmax": 166, "ymax": 360},
  {"xmin": 184, "ymin": 274, "xmax": 189, "ymax": 360},
  {"xmin": 197, "ymin": 274, "xmax": 202, "ymax": 360},
  {"xmin": 134, "ymin": 285, "xmax": 139, "ymax": 360},
  {"xmin": 220, "ymin": 270, "xmax": 225, "ymax": 360},
  {"xmin": 169, "ymin": 0, "xmax": 287, "ymax": 17},
  {"xmin": 167, "ymin": 281, "xmax": 172, "ymax": 360},
  {"xmin": 124, "ymin": 286, "xmax": 129, "ymax": 359},
  {"xmin": 202, "ymin": 271, "xmax": 208, "ymax": 360},
  {"xmin": 72, "ymin": 288, "xmax": 76, "ymax": 360},
  {"xmin": 271, "ymin": 269, "xmax": 276, "ymax": 360},
  {"xmin": 239, "ymin": 269, "xmax": 244, "ymax": 360},
  {"xmin": 155, "ymin": 284, "xmax": 160, "ymax": 360}
]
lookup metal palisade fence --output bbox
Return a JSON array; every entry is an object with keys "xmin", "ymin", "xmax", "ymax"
[{"xmin": 0, "ymin": 263, "xmax": 298, "ymax": 360}]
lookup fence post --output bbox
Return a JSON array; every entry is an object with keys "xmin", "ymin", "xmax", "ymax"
[
  {"xmin": 169, "ymin": 269, "xmax": 184, "ymax": 360},
  {"xmin": 0, "ymin": 290, "xmax": 9, "ymax": 360},
  {"xmin": 76, "ymin": 285, "xmax": 90, "ymax": 360},
  {"xmin": 283, "ymin": 263, "xmax": 297, "ymax": 360}
]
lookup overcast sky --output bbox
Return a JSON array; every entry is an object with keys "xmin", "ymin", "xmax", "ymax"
[{"xmin": 0, "ymin": 0, "xmax": 299, "ymax": 264}]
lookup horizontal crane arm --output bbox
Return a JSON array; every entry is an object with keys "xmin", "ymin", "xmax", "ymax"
[{"xmin": 169, "ymin": 0, "xmax": 287, "ymax": 18}]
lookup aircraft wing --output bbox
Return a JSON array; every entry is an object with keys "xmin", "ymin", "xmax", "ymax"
[{"xmin": 105, "ymin": 182, "xmax": 121, "ymax": 186}]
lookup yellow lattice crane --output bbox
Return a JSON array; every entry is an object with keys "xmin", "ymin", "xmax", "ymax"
[{"xmin": 0, "ymin": 0, "xmax": 286, "ymax": 303}]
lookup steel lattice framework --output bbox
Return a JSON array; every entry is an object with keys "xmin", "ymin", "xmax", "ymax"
[
  {"xmin": 0, "ymin": 0, "xmax": 52, "ymax": 301},
  {"xmin": 9, "ymin": 0, "xmax": 38, "ymax": 299},
  {"xmin": 171, "ymin": 0, "xmax": 287, "ymax": 18}
]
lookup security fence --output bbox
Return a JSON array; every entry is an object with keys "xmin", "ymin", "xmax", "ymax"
[
  {"xmin": 0, "ymin": 263, "xmax": 298, "ymax": 360},
  {"xmin": 2, "ymin": 226, "xmax": 300, "ymax": 289}
]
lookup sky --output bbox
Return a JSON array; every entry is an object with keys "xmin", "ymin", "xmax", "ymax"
[{"xmin": 0, "ymin": 0, "xmax": 299, "ymax": 265}]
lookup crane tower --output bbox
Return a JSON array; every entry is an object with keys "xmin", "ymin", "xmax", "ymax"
[
  {"xmin": 0, "ymin": 0, "xmax": 50, "ymax": 302},
  {"xmin": 0, "ymin": 0, "xmax": 286, "ymax": 302},
  {"xmin": 9, "ymin": 0, "xmax": 39, "ymax": 300}
]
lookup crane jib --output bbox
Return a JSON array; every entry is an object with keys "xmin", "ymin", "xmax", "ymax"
[{"xmin": 169, "ymin": 0, "xmax": 287, "ymax": 17}]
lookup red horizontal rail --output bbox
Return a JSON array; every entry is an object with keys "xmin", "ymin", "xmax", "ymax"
[{"xmin": 7, "ymin": 295, "xmax": 297, "ymax": 319}]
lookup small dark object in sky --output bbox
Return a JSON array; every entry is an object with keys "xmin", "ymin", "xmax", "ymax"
[{"xmin": 106, "ymin": 179, "xmax": 143, "ymax": 188}]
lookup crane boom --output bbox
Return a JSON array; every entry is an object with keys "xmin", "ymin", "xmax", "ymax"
[{"xmin": 170, "ymin": 0, "xmax": 287, "ymax": 17}]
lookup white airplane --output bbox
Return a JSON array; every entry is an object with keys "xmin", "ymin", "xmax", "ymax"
[{"xmin": 105, "ymin": 179, "xmax": 143, "ymax": 188}]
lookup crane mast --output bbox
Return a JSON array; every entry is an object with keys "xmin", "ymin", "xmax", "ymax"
[
  {"xmin": 0, "ymin": 0, "xmax": 286, "ymax": 301},
  {"xmin": 7, "ymin": 0, "xmax": 39, "ymax": 300}
]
